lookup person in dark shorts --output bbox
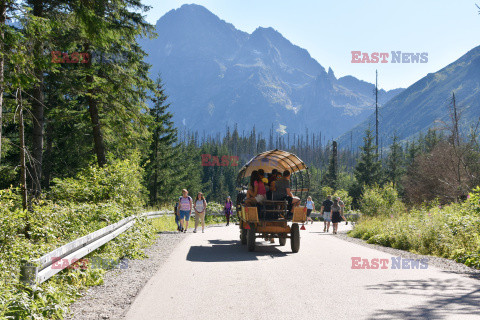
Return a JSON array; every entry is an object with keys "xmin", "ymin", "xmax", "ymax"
[
  {"xmin": 321, "ymin": 195, "xmax": 334, "ymax": 232},
  {"xmin": 305, "ymin": 196, "xmax": 315, "ymax": 224},
  {"xmin": 331, "ymin": 198, "xmax": 345, "ymax": 234}
]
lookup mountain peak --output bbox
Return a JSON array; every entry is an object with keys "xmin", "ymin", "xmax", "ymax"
[
  {"xmin": 327, "ymin": 67, "xmax": 336, "ymax": 80},
  {"xmin": 161, "ymin": 4, "xmax": 220, "ymax": 24},
  {"xmin": 253, "ymin": 26, "xmax": 279, "ymax": 34},
  {"xmin": 177, "ymin": 3, "xmax": 213, "ymax": 13}
]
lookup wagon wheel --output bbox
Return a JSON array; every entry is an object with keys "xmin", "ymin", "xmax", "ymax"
[
  {"xmin": 278, "ymin": 233, "xmax": 287, "ymax": 246},
  {"xmin": 240, "ymin": 228, "xmax": 247, "ymax": 245},
  {"xmin": 247, "ymin": 224, "xmax": 256, "ymax": 252},
  {"xmin": 291, "ymin": 223, "xmax": 300, "ymax": 253}
]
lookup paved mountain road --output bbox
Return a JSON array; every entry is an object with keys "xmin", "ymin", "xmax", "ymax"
[{"xmin": 123, "ymin": 223, "xmax": 480, "ymax": 320}]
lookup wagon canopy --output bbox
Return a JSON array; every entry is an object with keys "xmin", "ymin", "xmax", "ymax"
[
  {"xmin": 236, "ymin": 149, "xmax": 310, "ymax": 201},
  {"xmin": 237, "ymin": 149, "xmax": 308, "ymax": 178}
]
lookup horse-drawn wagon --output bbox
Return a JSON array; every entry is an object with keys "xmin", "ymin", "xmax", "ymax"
[{"xmin": 235, "ymin": 150, "xmax": 310, "ymax": 252}]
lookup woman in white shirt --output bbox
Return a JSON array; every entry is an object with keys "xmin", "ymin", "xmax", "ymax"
[
  {"xmin": 306, "ymin": 196, "xmax": 315, "ymax": 224},
  {"xmin": 193, "ymin": 192, "xmax": 207, "ymax": 233}
]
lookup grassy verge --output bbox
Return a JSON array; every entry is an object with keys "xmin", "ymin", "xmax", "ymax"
[
  {"xmin": 348, "ymin": 193, "xmax": 480, "ymax": 269},
  {"xmin": 150, "ymin": 213, "xmax": 236, "ymax": 232}
]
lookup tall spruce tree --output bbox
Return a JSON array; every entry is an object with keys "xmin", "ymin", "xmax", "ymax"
[
  {"xmin": 354, "ymin": 128, "xmax": 382, "ymax": 187},
  {"xmin": 322, "ymin": 144, "xmax": 337, "ymax": 190},
  {"xmin": 145, "ymin": 77, "xmax": 179, "ymax": 204},
  {"xmin": 385, "ymin": 134, "xmax": 404, "ymax": 188}
]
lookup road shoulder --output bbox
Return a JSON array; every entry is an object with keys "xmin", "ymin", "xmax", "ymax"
[
  {"xmin": 335, "ymin": 229, "xmax": 480, "ymax": 280},
  {"xmin": 65, "ymin": 231, "xmax": 188, "ymax": 320}
]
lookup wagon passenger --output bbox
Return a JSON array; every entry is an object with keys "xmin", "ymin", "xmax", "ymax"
[
  {"xmin": 258, "ymin": 169, "xmax": 269, "ymax": 185},
  {"xmin": 266, "ymin": 169, "xmax": 279, "ymax": 200},
  {"xmin": 245, "ymin": 171, "xmax": 266, "ymax": 206},
  {"xmin": 272, "ymin": 170, "xmax": 300, "ymax": 209}
]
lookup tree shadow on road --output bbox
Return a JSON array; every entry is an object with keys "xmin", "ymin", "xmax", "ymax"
[
  {"xmin": 186, "ymin": 239, "xmax": 292, "ymax": 262},
  {"xmin": 365, "ymin": 278, "xmax": 480, "ymax": 319}
]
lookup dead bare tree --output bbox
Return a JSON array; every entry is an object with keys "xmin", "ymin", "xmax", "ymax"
[{"xmin": 404, "ymin": 93, "xmax": 480, "ymax": 204}]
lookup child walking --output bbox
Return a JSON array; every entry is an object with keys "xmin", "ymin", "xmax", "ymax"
[{"xmin": 306, "ymin": 196, "xmax": 315, "ymax": 224}]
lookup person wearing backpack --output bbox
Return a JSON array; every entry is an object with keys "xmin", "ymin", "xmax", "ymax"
[
  {"xmin": 331, "ymin": 198, "xmax": 345, "ymax": 234},
  {"xmin": 178, "ymin": 189, "xmax": 193, "ymax": 233},
  {"xmin": 193, "ymin": 192, "xmax": 207, "ymax": 233},
  {"xmin": 174, "ymin": 201, "xmax": 181, "ymax": 232}
]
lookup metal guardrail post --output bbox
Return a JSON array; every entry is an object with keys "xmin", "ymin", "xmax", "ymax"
[{"xmin": 20, "ymin": 260, "xmax": 39, "ymax": 285}]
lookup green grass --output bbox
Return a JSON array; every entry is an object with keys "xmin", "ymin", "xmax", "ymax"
[
  {"xmin": 150, "ymin": 214, "xmax": 236, "ymax": 232},
  {"xmin": 348, "ymin": 196, "xmax": 480, "ymax": 269}
]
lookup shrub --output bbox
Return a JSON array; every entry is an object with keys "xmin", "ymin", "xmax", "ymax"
[
  {"xmin": 320, "ymin": 186, "xmax": 334, "ymax": 200},
  {"xmin": 49, "ymin": 159, "xmax": 147, "ymax": 210},
  {"xmin": 333, "ymin": 189, "xmax": 352, "ymax": 210},
  {"xmin": 360, "ymin": 183, "xmax": 405, "ymax": 217},
  {"xmin": 0, "ymin": 159, "xmax": 156, "ymax": 319},
  {"xmin": 468, "ymin": 186, "xmax": 480, "ymax": 215}
]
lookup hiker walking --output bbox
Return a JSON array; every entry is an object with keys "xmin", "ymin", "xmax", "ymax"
[
  {"xmin": 193, "ymin": 192, "xmax": 207, "ymax": 233},
  {"xmin": 178, "ymin": 189, "xmax": 193, "ymax": 233},
  {"xmin": 320, "ymin": 195, "xmax": 333, "ymax": 232},
  {"xmin": 331, "ymin": 198, "xmax": 345, "ymax": 234},
  {"xmin": 224, "ymin": 196, "xmax": 233, "ymax": 226},
  {"xmin": 306, "ymin": 196, "xmax": 315, "ymax": 224}
]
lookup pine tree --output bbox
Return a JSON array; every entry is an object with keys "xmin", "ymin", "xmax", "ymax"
[
  {"xmin": 424, "ymin": 128, "xmax": 440, "ymax": 152},
  {"xmin": 145, "ymin": 77, "xmax": 179, "ymax": 204},
  {"xmin": 354, "ymin": 128, "xmax": 382, "ymax": 187},
  {"xmin": 322, "ymin": 142, "xmax": 338, "ymax": 190},
  {"xmin": 406, "ymin": 141, "xmax": 421, "ymax": 166},
  {"xmin": 385, "ymin": 134, "xmax": 405, "ymax": 188},
  {"xmin": 72, "ymin": 0, "xmax": 155, "ymax": 166}
]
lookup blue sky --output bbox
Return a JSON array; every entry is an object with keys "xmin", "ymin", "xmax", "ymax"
[{"xmin": 140, "ymin": 0, "xmax": 480, "ymax": 90}]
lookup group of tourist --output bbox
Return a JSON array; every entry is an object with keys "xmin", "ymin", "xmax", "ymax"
[
  {"xmin": 244, "ymin": 169, "xmax": 300, "ymax": 208},
  {"xmin": 173, "ymin": 187, "xmax": 346, "ymax": 235},
  {"xmin": 173, "ymin": 189, "xmax": 234, "ymax": 233}
]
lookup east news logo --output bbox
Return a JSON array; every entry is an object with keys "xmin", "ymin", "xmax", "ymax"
[
  {"xmin": 351, "ymin": 51, "xmax": 428, "ymax": 63},
  {"xmin": 351, "ymin": 256, "xmax": 429, "ymax": 269}
]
